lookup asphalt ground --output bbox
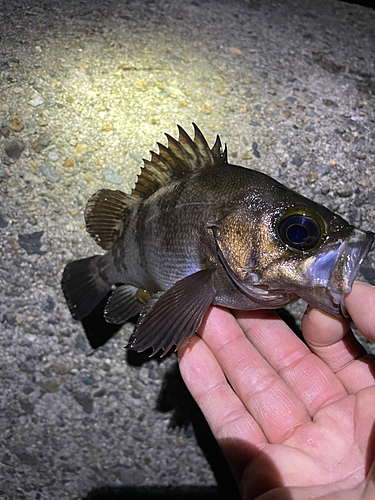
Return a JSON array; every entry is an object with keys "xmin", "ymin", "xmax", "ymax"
[{"xmin": 1, "ymin": 0, "xmax": 375, "ymax": 499}]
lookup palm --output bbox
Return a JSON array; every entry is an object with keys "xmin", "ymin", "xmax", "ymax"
[
  {"xmin": 179, "ymin": 282, "xmax": 375, "ymax": 499},
  {"xmin": 246, "ymin": 388, "xmax": 375, "ymax": 498}
]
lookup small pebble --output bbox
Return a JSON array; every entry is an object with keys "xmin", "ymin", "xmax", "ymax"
[
  {"xmin": 82, "ymin": 374, "xmax": 96, "ymax": 386},
  {"xmin": 252, "ymin": 142, "xmax": 260, "ymax": 158},
  {"xmin": 322, "ymin": 99, "xmax": 338, "ymax": 107},
  {"xmin": 308, "ymin": 171, "xmax": 319, "ymax": 183},
  {"xmin": 40, "ymin": 380, "xmax": 59, "ymax": 393},
  {"xmin": 39, "ymin": 163, "xmax": 61, "ymax": 183},
  {"xmin": 7, "ymin": 236, "xmax": 20, "ymax": 251},
  {"xmin": 28, "ymin": 96, "xmax": 45, "ymax": 107},
  {"xmin": 94, "ymin": 388, "xmax": 106, "ymax": 397},
  {"xmin": 48, "ymin": 152, "xmax": 58, "ymax": 162},
  {"xmin": 316, "ymin": 164, "xmax": 331, "ymax": 176},
  {"xmin": 32, "ymin": 133, "xmax": 50, "ymax": 152},
  {"xmin": 19, "ymin": 398, "xmax": 34, "ymax": 414},
  {"xmin": 292, "ymin": 156, "xmax": 304, "ymax": 167},
  {"xmin": 33, "ymin": 84, "xmax": 44, "ymax": 93},
  {"xmin": 64, "ymin": 158, "xmax": 74, "ymax": 168},
  {"xmin": 5, "ymin": 140, "xmax": 25, "ymax": 159},
  {"xmin": 42, "ymin": 297, "xmax": 55, "ymax": 313},
  {"xmin": 353, "ymin": 152, "xmax": 366, "ymax": 160},
  {"xmin": 347, "ymin": 119, "xmax": 365, "ymax": 133},
  {"xmin": 10, "ymin": 115, "xmax": 24, "ymax": 132},
  {"xmin": 336, "ymin": 187, "xmax": 353, "ymax": 198},
  {"xmin": 103, "ymin": 171, "xmax": 123, "ymax": 184},
  {"xmin": 18, "ymin": 231, "xmax": 47, "ymax": 255},
  {"xmin": 4, "ymin": 313, "xmax": 16, "ymax": 325},
  {"xmin": 73, "ymin": 392, "xmax": 94, "ymax": 414},
  {"xmin": 1, "ymin": 126, "xmax": 10, "ymax": 137},
  {"xmin": 54, "ymin": 364, "xmax": 69, "ymax": 375}
]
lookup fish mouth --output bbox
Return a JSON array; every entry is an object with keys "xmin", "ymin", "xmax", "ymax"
[{"xmin": 311, "ymin": 228, "xmax": 374, "ymax": 316}]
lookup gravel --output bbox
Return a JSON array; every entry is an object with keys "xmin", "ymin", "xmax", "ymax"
[{"xmin": 1, "ymin": 0, "xmax": 375, "ymax": 499}]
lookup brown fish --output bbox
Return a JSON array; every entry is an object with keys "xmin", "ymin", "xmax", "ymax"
[{"xmin": 61, "ymin": 124, "xmax": 374, "ymax": 356}]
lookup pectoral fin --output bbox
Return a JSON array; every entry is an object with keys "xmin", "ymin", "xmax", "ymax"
[{"xmin": 126, "ymin": 268, "xmax": 216, "ymax": 357}]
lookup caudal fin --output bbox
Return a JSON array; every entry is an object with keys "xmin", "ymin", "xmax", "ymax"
[{"xmin": 61, "ymin": 255, "xmax": 111, "ymax": 321}]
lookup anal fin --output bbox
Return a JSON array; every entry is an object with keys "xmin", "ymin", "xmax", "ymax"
[{"xmin": 126, "ymin": 268, "xmax": 216, "ymax": 357}]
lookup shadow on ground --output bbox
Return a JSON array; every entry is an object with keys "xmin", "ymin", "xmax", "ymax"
[
  {"xmin": 82, "ymin": 354, "xmax": 241, "ymax": 499},
  {"xmin": 80, "ymin": 307, "xmax": 304, "ymax": 500}
]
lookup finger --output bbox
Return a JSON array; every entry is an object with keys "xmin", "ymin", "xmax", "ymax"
[
  {"xmin": 345, "ymin": 282, "xmax": 375, "ymax": 342},
  {"xmin": 190, "ymin": 306, "xmax": 310, "ymax": 443},
  {"xmin": 178, "ymin": 323, "xmax": 266, "ymax": 477},
  {"xmin": 301, "ymin": 282, "xmax": 375, "ymax": 393},
  {"xmin": 234, "ymin": 309, "xmax": 348, "ymax": 416}
]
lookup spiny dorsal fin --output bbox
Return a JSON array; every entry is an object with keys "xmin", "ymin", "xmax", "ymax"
[
  {"xmin": 131, "ymin": 123, "xmax": 226, "ymax": 200},
  {"xmin": 212, "ymin": 135, "xmax": 227, "ymax": 163},
  {"xmin": 177, "ymin": 125, "xmax": 204, "ymax": 167},
  {"xmin": 85, "ymin": 125, "xmax": 226, "ymax": 249},
  {"xmin": 85, "ymin": 189, "xmax": 135, "ymax": 250},
  {"xmin": 193, "ymin": 123, "xmax": 214, "ymax": 166}
]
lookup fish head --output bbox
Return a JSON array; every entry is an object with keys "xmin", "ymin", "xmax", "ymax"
[{"xmin": 210, "ymin": 184, "xmax": 374, "ymax": 317}]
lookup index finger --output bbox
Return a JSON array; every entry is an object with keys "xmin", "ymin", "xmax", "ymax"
[
  {"xmin": 345, "ymin": 282, "xmax": 375, "ymax": 342},
  {"xmin": 301, "ymin": 281, "xmax": 375, "ymax": 393}
]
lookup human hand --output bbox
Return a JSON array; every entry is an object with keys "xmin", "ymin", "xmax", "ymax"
[{"xmin": 178, "ymin": 282, "xmax": 375, "ymax": 499}]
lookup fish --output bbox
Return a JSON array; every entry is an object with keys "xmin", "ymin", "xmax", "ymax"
[{"xmin": 61, "ymin": 124, "xmax": 374, "ymax": 356}]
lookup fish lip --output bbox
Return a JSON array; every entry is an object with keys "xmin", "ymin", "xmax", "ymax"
[{"xmin": 328, "ymin": 229, "xmax": 374, "ymax": 315}]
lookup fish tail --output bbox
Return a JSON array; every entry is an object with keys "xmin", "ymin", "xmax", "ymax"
[{"xmin": 61, "ymin": 255, "xmax": 112, "ymax": 320}]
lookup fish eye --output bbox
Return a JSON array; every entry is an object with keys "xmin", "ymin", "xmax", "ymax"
[{"xmin": 277, "ymin": 208, "xmax": 325, "ymax": 251}]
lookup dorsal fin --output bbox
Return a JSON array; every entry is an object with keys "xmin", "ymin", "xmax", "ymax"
[
  {"xmin": 85, "ymin": 189, "xmax": 135, "ymax": 250},
  {"xmin": 177, "ymin": 125, "xmax": 204, "ymax": 167},
  {"xmin": 131, "ymin": 123, "xmax": 226, "ymax": 200},
  {"xmin": 192, "ymin": 123, "xmax": 214, "ymax": 166},
  {"xmin": 212, "ymin": 135, "xmax": 227, "ymax": 163},
  {"xmin": 85, "ymin": 125, "xmax": 227, "ymax": 249}
]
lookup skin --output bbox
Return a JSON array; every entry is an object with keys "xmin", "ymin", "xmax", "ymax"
[{"xmin": 179, "ymin": 281, "xmax": 375, "ymax": 500}]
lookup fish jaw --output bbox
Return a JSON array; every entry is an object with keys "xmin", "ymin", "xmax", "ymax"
[{"xmin": 303, "ymin": 228, "xmax": 374, "ymax": 316}]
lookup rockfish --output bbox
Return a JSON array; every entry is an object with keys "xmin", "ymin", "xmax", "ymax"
[{"xmin": 61, "ymin": 124, "xmax": 374, "ymax": 356}]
